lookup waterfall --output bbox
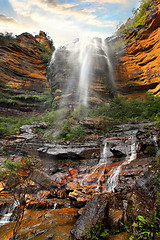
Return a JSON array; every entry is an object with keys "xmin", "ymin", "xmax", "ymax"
[
  {"xmin": 48, "ymin": 38, "xmax": 115, "ymax": 108},
  {"xmin": 78, "ymin": 40, "xmax": 93, "ymax": 106}
]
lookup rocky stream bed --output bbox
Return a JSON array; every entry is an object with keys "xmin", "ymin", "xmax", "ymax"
[{"xmin": 0, "ymin": 121, "xmax": 159, "ymax": 239}]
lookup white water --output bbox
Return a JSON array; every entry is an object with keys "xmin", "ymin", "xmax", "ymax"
[
  {"xmin": 49, "ymin": 38, "xmax": 115, "ymax": 107},
  {"xmin": 101, "ymin": 41, "xmax": 116, "ymax": 88},
  {"xmin": 100, "ymin": 141, "xmax": 108, "ymax": 163},
  {"xmin": 80, "ymin": 140, "xmax": 109, "ymax": 189},
  {"xmin": 80, "ymin": 136, "xmax": 138, "ymax": 192},
  {"xmin": 0, "ymin": 201, "xmax": 18, "ymax": 226},
  {"xmin": 106, "ymin": 136, "xmax": 137, "ymax": 192}
]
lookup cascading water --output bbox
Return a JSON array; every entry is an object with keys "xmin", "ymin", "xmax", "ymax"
[
  {"xmin": 80, "ymin": 140, "xmax": 109, "ymax": 190},
  {"xmin": 0, "ymin": 201, "xmax": 18, "ymax": 226},
  {"xmin": 105, "ymin": 136, "xmax": 137, "ymax": 192},
  {"xmin": 48, "ymin": 38, "xmax": 115, "ymax": 108},
  {"xmin": 80, "ymin": 135, "xmax": 138, "ymax": 193}
]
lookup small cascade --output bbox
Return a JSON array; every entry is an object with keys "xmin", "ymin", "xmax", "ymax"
[
  {"xmin": 105, "ymin": 136, "xmax": 137, "ymax": 192},
  {"xmin": 53, "ymin": 202, "xmax": 57, "ymax": 210},
  {"xmin": 80, "ymin": 141, "xmax": 109, "ymax": 191},
  {"xmin": 153, "ymin": 135, "xmax": 159, "ymax": 152},
  {"xmin": 100, "ymin": 141, "xmax": 108, "ymax": 163},
  {"xmin": 106, "ymin": 165, "xmax": 122, "ymax": 193},
  {"xmin": 0, "ymin": 201, "xmax": 18, "ymax": 226}
]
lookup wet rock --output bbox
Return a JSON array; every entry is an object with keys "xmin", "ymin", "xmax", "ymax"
[
  {"xmin": 110, "ymin": 147, "xmax": 126, "ymax": 158},
  {"xmin": 31, "ymin": 169, "xmax": 56, "ymax": 190},
  {"xmin": 0, "ymin": 182, "xmax": 4, "ymax": 192},
  {"xmin": 37, "ymin": 190, "xmax": 52, "ymax": 200},
  {"xmin": 126, "ymin": 168, "xmax": 155, "ymax": 222},
  {"xmin": 66, "ymin": 182, "xmax": 82, "ymax": 192},
  {"xmin": 78, "ymin": 207, "xmax": 84, "ymax": 215},
  {"xmin": 70, "ymin": 193, "xmax": 109, "ymax": 239},
  {"xmin": 27, "ymin": 199, "xmax": 57, "ymax": 210},
  {"xmin": 48, "ymin": 166, "xmax": 59, "ymax": 175},
  {"xmin": 136, "ymin": 129, "xmax": 158, "ymax": 157},
  {"xmin": 38, "ymin": 142, "xmax": 100, "ymax": 160},
  {"xmin": 69, "ymin": 190, "xmax": 91, "ymax": 208},
  {"xmin": 29, "ymin": 197, "xmax": 71, "ymax": 210}
]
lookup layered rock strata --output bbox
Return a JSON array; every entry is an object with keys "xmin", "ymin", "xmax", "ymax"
[
  {"xmin": 115, "ymin": 0, "xmax": 160, "ymax": 97},
  {"xmin": 0, "ymin": 31, "xmax": 54, "ymax": 115}
]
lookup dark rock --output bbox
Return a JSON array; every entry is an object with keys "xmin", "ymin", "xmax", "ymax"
[
  {"xmin": 126, "ymin": 168, "xmax": 155, "ymax": 221},
  {"xmin": 70, "ymin": 193, "xmax": 109, "ymax": 240},
  {"xmin": 38, "ymin": 142, "xmax": 100, "ymax": 160},
  {"xmin": 5, "ymin": 173, "xmax": 20, "ymax": 190},
  {"xmin": 110, "ymin": 147, "xmax": 126, "ymax": 158},
  {"xmin": 31, "ymin": 169, "xmax": 56, "ymax": 190}
]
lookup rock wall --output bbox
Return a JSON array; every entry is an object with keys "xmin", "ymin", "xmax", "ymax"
[
  {"xmin": 0, "ymin": 31, "xmax": 52, "ymax": 91},
  {"xmin": 0, "ymin": 31, "xmax": 54, "ymax": 115},
  {"xmin": 115, "ymin": 0, "xmax": 160, "ymax": 97}
]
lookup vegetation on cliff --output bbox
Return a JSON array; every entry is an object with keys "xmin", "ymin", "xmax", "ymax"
[
  {"xmin": 1, "ymin": 93, "xmax": 160, "ymax": 140},
  {"xmin": 116, "ymin": 0, "xmax": 155, "ymax": 41}
]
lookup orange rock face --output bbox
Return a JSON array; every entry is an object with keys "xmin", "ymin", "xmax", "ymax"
[
  {"xmin": 0, "ymin": 31, "xmax": 52, "ymax": 91},
  {"xmin": 116, "ymin": 1, "xmax": 160, "ymax": 97}
]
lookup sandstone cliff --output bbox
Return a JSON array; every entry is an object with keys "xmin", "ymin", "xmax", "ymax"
[
  {"xmin": 0, "ymin": 31, "xmax": 54, "ymax": 115},
  {"xmin": 115, "ymin": 0, "xmax": 160, "ymax": 97}
]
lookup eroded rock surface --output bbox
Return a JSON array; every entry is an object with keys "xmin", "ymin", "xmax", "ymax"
[{"xmin": 115, "ymin": 1, "xmax": 160, "ymax": 96}]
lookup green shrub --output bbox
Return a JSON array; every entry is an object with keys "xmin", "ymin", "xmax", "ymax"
[
  {"xmin": 70, "ymin": 125, "xmax": 86, "ymax": 139},
  {"xmin": 130, "ymin": 214, "xmax": 160, "ymax": 240},
  {"xmin": 58, "ymin": 120, "xmax": 71, "ymax": 140},
  {"xmin": 39, "ymin": 40, "xmax": 55, "ymax": 62},
  {"xmin": 57, "ymin": 120, "xmax": 86, "ymax": 141},
  {"xmin": 87, "ymin": 93, "xmax": 160, "ymax": 122},
  {"xmin": 83, "ymin": 220, "xmax": 109, "ymax": 240},
  {"xmin": 116, "ymin": 0, "xmax": 154, "ymax": 41},
  {"xmin": 4, "ymin": 158, "xmax": 22, "ymax": 173}
]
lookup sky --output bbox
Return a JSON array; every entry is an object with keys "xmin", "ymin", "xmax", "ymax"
[{"xmin": 0, "ymin": 0, "xmax": 139, "ymax": 47}]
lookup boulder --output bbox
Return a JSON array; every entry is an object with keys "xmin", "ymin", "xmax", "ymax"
[
  {"xmin": 31, "ymin": 169, "xmax": 56, "ymax": 190},
  {"xmin": 110, "ymin": 147, "xmax": 126, "ymax": 158},
  {"xmin": 126, "ymin": 168, "xmax": 155, "ymax": 222},
  {"xmin": 70, "ymin": 193, "xmax": 109, "ymax": 239},
  {"xmin": 38, "ymin": 142, "xmax": 100, "ymax": 160}
]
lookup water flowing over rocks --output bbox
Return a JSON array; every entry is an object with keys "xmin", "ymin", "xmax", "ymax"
[{"xmin": 0, "ymin": 121, "xmax": 159, "ymax": 239}]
